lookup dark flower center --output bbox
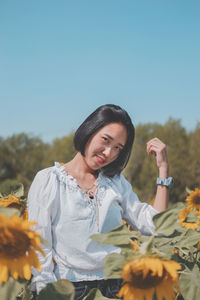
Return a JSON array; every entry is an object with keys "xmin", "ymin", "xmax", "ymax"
[
  {"xmin": 129, "ymin": 269, "xmax": 166, "ymax": 289},
  {"xmin": 0, "ymin": 227, "xmax": 30, "ymax": 258},
  {"xmin": 193, "ymin": 195, "xmax": 200, "ymax": 205}
]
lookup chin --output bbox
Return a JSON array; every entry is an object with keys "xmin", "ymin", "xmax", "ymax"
[{"xmin": 87, "ymin": 162, "xmax": 100, "ymax": 172}]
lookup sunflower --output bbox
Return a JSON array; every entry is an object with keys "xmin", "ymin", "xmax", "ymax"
[
  {"xmin": 178, "ymin": 208, "xmax": 189, "ymax": 225},
  {"xmin": 117, "ymin": 256, "xmax": 181, "ymax": 300},
  {"xmin": 197, "ymin": 242, "xmax": 200, "ymax": 250},
  {"xmin": 0, "ymin": 214, "xmax": 44, "ymax": 284},
  {"xmin": 194, "ymin": 210, "xmax": 200, "ymax": 218},
  {"xmin": 181, "ymin": 222, "xmax": 200, "ymax": 230},
  {"xmin": 22, "ymin": 208, "xmax": 28, "ymax": 220},
  {"xmin": 178, "ymin": 208, "xmax": 200, "ymax": 229},
  {"xmin": 186, "ymin": 188, "xmax": 200, "ymax": 211},
  {"xmin": 0, "ymin": 195, "xmax": 26, "ymax": 217},
  {"xmin": 0, "ymin": 195, "xmax": 21, "ymax": 208}
]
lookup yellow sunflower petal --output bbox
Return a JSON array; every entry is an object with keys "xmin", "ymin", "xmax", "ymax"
[
  {"xmin": 23, "ymin": 263, "xmax": 32, "ymax": 280},
  {"xmin": 178, "ymin": 208, "xmax": 189, "ymax": 224},
  {"xmin": 142, "ymin": 288, "xmax": 155, "ymax": 300},
  {"xmin": 0, "ymin": 264, "xmax": 9, "ymax": 284},
  {"xmin": 10, "ymin": 266, "xmax": 19, "ymax": 280},
  {"xmin": 117, "ymin": 284, "xmax": 136, "ymax": 300},
  {"xmin": 146, "ymin": 258, "xmax": 163, "ymax": 277},
  {"xmin": 120, "ymin": 255, "xmax": 181, "ymax": 300},
  {"xmin": 156, "ymin": 278, "xmax": 176, "ymax": 300},
  {"xmin": 163, "ymin": 260, "xmax": 181, "ymax": 282},
  {"xmin": 186, "ymin": 188, "xmax": 200, "ymax": 211},
  {"xmin": 0, "ymin": 214, "xmax": 44, "ymax": 283},
  {"xmin": 182, "ymin": 222, "xmax": 199, "ymax": 230},
  {"xmin": 28, "ymin": 249, "xmax": 41, "ymax": 270}
]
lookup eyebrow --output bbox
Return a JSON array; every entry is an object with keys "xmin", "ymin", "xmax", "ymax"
[{"xmin": 104, "ymin": 134, "xmax": 125, "ymax": 148}]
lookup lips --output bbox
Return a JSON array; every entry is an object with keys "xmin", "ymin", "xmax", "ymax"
[{"xmin": 95, "ymin": 155, "xmax": 105, "ymax": 164}]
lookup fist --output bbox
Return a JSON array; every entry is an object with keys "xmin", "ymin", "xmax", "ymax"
[{"xmin": 146, "ymin": 137, "xmax": 168, "ymax": 169}]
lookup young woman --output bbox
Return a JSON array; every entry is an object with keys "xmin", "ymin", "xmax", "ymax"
[{"xmin": 28, "ymin": 104, "xmax": 172, "ymax": 299}]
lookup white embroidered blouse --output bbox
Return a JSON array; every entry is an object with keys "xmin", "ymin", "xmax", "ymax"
[{"xmin": 27, "ymin": 162, "xmax": 158, "ymax": 294}]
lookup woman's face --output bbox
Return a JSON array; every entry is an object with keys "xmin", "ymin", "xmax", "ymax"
[{"xmin": 83, "ymin": 122, "xmax": 128, "ymax": 171}]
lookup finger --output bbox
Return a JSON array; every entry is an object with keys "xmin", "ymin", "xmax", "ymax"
[
  {"xmin": 147, "ymin": 140, "xmax": 166, "ymax": 152},
  {"xmin": 147, "ymin": 144, "xmax": 158, "ymax": 155},
  {"xmin": 147, "ymin": 139, "xmax": 164, "ymax": 148},
  {"xmin": 147, "ymin": 143, "xmax": 167, "ymax": 156},
  {"xmin": 147, "ymin": 137, "xmax": 161, "ymax": 144}
]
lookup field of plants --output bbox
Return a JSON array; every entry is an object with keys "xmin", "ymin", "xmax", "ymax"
[
  {"xmin": 0, "ymin": 184, "xmax": 200, "ymax": 300},
  {"xmin": 0, "ymin": 120, "xmax": 200, "ymax": 299}
]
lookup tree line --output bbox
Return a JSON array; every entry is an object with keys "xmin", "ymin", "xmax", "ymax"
[{"xmin": 0, "ymin": 118, "xmax": 200, "ymax": 205}]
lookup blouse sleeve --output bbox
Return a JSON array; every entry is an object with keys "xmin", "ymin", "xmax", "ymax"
[
  {"xmin": 118, "ymin": 174, "xmax": 158, "ymax": 235},
  {"xmin": 27, "ymin": 168, "xmax": 59, "ymax": 294}
]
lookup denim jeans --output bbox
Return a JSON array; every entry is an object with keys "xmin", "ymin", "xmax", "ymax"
[{"xmin": 72, "ymin": 278, "xmax": 123, "ymax": 300}]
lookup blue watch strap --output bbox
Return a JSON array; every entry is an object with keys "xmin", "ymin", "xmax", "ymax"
[{"xmin": 156, "ymin": 177, "xmax": 174, "ymax": 188}]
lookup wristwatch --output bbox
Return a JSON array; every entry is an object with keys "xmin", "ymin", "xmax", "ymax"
[{"xmin": 156, "ymin": 177, "xmax": 174, "ymax": 188}]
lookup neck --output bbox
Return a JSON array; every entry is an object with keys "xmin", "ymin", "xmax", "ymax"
[{"xmin": 66, "ymin": 152, "xmax": 98, "ymax": 177}]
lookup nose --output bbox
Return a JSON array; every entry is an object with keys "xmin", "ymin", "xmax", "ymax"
[{"xmin": 102, "ymin": 146, "xmax": 114, "ymax": 159}]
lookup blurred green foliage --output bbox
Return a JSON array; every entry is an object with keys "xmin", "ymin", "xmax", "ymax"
[
  {"xmin": 0, "ymin": 133, "xmax": 76, "ymax": 196},
  {"xmin": 0, "ymin": 119, "xmax": 200, "ymax": 204},
  {"xmin": 123, "ymin": 119, "xmax": 200, "ymax": 204},
  {"xmin": 0, "ymin": 179, "xmax": 21, "ymax": 196}
]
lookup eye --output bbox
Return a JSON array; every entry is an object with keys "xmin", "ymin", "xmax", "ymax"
[
  {"xmin": 114, "ymin": 146, "xmax": 121, "ymax": 152},
  {"xmin": 102, "ymin": 137, "xmax": 109, "ymax": 143}
]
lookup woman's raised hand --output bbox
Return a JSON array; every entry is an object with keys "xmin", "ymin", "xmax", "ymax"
[{"xmin": 146, "ymin": 137, "xmax": 168, "ymax": 171}]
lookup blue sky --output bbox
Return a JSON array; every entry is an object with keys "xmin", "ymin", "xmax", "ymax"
[{"xmin": 0, "ymin": 0, "xmax": 199, "ymax": 142}]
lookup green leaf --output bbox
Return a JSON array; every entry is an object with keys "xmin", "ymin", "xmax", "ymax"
[
  {"xmin": 139, "ymin": 235, "xmax": 155, "ymax": 255},
  {"xmin": 13, "ymin": 183, "xmax": 24, "ymax": 198},
  {"xmin": 185, "ymin": 211, "xmax": 199, "ymax": 223},
  {"xmin": 186, "ymin": 187, "xmax": 193, "ymax": 195},
  {"xmin": 0, "ymin": 277, "xmax": 25, "ymax": 300},
  {"xmin": 0, "ymin": 207, "xmax": 20, "ymax": 217},
  {"xmin": 153, "ymin": 202, "xmax": 185, "ymax": 235},
  {"xmin": 103, "ymin": 253, "xmax": 126, "ymax": 279},
  {"xmin": 153, "ymin": 234, "xmax": 175, "ymax": 248},
  {"xmin": 176, "ymin": 229, "xmax": 200, "ymax": 249},
  {"xmin": 179, "ymin": 265, "xmax": 200, "ymax": 300},
  {"xmin": 90, "ymin": 225, "xmax": 140, "ymax": 247},
  {"xmin": 17, "ymin": 282, "xmax": 34, "ymax": 300},
  {"xmin": 38, "ymin": 279, "xmax": 74, "ymax": 300},
  {"xmin": 83, "ymin": 288, "xmax": 117, "ymax": 300}
]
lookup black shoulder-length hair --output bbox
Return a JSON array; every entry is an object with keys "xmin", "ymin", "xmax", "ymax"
[{"xmin": 74, "ymin": 104, "xmax": 135, "ymax": 177}]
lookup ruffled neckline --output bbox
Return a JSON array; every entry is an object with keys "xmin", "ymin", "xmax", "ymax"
[
  {"xmin": 53, "ymin": 162, "xmax": 111, "ymax": 232},
  {"xmin": 53, "ymin": 162, "xmax": 106, "ymax": 189}
]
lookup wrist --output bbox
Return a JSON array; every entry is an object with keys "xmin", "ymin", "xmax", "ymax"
[
  {"xmin": 158, "ymin": 165, "xmax": 169, "ymax": 178},
  {"xmin": 156, "ymin": 177, "xmax": 174, "ymax": 188}
]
